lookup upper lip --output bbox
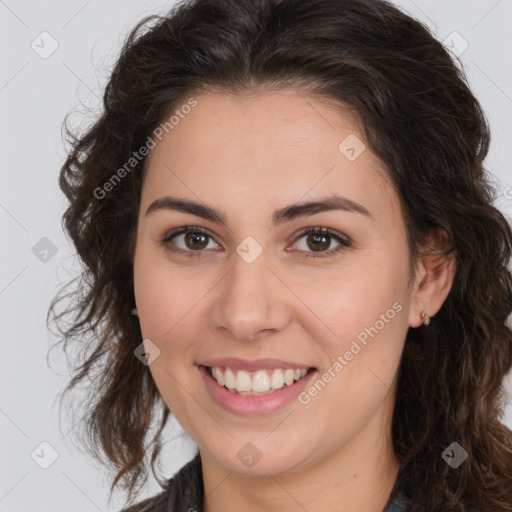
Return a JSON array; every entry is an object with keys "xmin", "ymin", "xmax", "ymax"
[{"xmin": 198, "ymin": 357, "xmax": 315, "ymax": 371}]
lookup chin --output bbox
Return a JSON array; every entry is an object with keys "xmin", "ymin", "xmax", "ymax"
[{"xmin": 204, "ymin": 439, "xmax": 312, "ymax": 478}]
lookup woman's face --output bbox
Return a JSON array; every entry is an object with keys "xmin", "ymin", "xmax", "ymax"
[{"xmin": 133, "ymin": 89, "xmax": 419, "ymax": 476}]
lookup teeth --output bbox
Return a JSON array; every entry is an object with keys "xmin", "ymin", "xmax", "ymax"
[
  {"xmin": 212, "ymin": 366, "xmax": 224, "ymax": 386},
  {"xmin": 235, "ymin": 370, "xmax": 252, "ymax": 392},
  {"xmin": 252, "ymin": 370, "xmax": 271, "ymax": 392},
  {"xmin": 208, "ymin": 366, "xmax": 310, "ymax": 394},
  {"xmin": 270, "ymin": 369, "xmax": 284, "ymax": 390},
  {"xmin": 284, "ymin": 369, "xmax": 295, "ymax": 386},
  {"xmin": 224, "ymin": 368, "xmax": 236, "ymax": 389}
]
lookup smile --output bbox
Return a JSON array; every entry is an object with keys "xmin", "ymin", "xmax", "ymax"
[
  {"xmin": 198, "ymin": 362, "xmax": 318, "ymax": 415},
  {"xmin": 206, "ymin": 366, "xmax": 311, "ymax": 395}
]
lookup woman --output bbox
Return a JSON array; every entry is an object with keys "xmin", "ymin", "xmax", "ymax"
[{"xmin": 48, "ymin": 0, "xmax": 512, "ymax": 510}]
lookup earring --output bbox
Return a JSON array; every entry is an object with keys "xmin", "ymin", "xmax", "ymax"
[
  {"xmin": 421, "ymin": 311, "xmax": 430, "ymax": 326},
  {"xmin": 131, "ymin": 308, "xmax": 138, "ymax": 316}
]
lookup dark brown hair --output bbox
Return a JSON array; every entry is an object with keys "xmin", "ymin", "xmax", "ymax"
[{"xmin": 48, "ymin": 0, "xmax": 512, "ymax": 510}]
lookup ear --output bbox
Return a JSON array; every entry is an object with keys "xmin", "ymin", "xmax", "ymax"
[{"xmin": 407, "ymin": 228, "xmax": 457, "ymax": 328}]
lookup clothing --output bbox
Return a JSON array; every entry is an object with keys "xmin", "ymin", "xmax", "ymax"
[{"xmin": 119, "ymin": 452, "xmax": 413, "ymax": 511}]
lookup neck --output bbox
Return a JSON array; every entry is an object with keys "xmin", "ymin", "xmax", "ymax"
[{"xmin": 201, "ymin": 410, "xmax": 401, "ymax": 512}]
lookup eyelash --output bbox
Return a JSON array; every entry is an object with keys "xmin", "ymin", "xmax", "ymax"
[{"xmin": 160, "ymin": 225, "xmax": 351, "ymax": 259}]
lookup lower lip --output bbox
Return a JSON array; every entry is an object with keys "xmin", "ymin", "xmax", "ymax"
[{"xmin": 198, "ymin": 365, "xmax": 317, "ymax": 416}]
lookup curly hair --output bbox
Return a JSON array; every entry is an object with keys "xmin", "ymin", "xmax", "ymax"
[{"xmin": 47, "ymin": 0, "xmax": 512, "ymax": 510}]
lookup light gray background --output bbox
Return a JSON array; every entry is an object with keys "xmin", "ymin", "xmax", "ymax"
[{"xmin": 1, "ymin": 0, "xmax": 511, "ymax": 510}]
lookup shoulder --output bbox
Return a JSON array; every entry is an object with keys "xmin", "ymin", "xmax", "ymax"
[
  {"xmin": 383, "ymin": 464, "xmax": 414, "ymax": 512},
  {"xmin": 118, "ymin": 489, "xmax": 169, "ymax": 512},
  {"xmin": 383, "ymin": 464, "xmax": 489, "ymax": 512},
  {"xmin": 118, "ymin": 453, "xmax": 203, "ymax": 512}
]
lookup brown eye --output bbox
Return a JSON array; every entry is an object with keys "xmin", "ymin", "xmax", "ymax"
[
  {"xmin": 161, "ymin": 225, "xmax": 351, "ymax": 260},
  {"xmin": 161, "ymin": 226, "xmax": 219, "ymax": 258},
  {"xmin": 292, "ymin": 227, "xmax": 351, "ymax": 259},
  {"xmin": 304, "ymin": 233, "xmax": 331, "ymax": 252},
  {"xmin": 183, "ymin": 232, "xmax": 209, "ymax": 250}
]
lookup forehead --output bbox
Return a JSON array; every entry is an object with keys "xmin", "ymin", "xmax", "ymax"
[{"xmin": 141, "ymin": 90, "xmax": 403, "ymax": 230}]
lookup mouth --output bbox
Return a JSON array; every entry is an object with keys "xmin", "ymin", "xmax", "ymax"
[{"xmin": 200, "ymin": 364, "xmax": 317, "ymax": 396}]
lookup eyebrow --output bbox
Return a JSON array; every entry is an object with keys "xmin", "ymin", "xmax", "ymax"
[{"xmin": 144, "ymin": 195, "xmax": 372, "ymax": 226}]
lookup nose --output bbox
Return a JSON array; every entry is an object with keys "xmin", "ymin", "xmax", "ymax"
[{"xmin": 211, "ymin": 246, "xmax": 292, "ymax": 342}]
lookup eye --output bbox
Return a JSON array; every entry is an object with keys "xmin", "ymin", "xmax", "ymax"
[
  {"xmin": 290, "ymin": 227, "xmax": 351, "ymax": 259},
  {"xmin": 160, "ymin": 225, "xmax": 351, "ymax": 259},
  {"xmin": 161, "ymin": 226, "xmax": 219, "ymax": 258}
]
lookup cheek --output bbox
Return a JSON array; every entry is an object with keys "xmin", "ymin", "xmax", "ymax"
[
  {"xmin": 134, "ymin": 243, "xmax": 186, "ymax": 324},
  {"xmin": 134, "ymin": 248, "xmax": 180, "ymax": 342},
  {"xmin": 301, "ymin": 274, "xmax": 407, "ymax": 420},
  {"xmin": 305, "ymin": 272, "xmax": 408, "ymax": 412},
  {"xmin": 302, "ymin": 262, "xmax": 405, "ymax": 346},
  {"xmin": 133, "ymin": 252, "xmax": 203, "ymax": 411},
  {"xmin": 134, "ymin": 236, "xmax": 408, "ymax": 356},
  {"xmin": 133, "ymin": 249, "xmax": 217, "ymax": 368}
]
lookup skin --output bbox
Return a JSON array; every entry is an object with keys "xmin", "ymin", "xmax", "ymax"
[{"xmin": 133, "ymin": 88, "xmax": 456, "ymax": 512}]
